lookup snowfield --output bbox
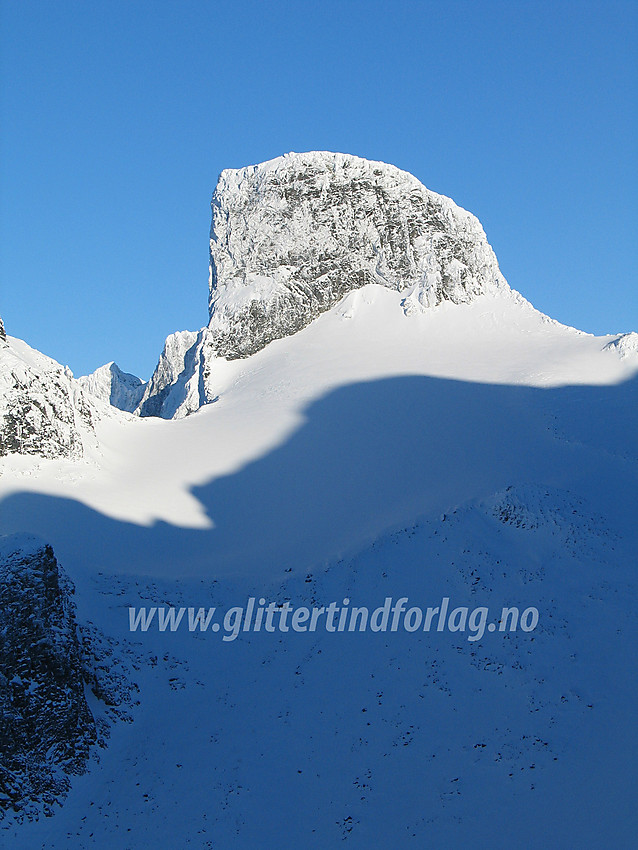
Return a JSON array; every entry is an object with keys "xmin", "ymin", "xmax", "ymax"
[
  {"xmin": 2, "ymin": 148, "xmax": 637, "ymax": 846},
  {"xmin": 1, "ymin": 283, "xmax": 637, "ymax": 848}
]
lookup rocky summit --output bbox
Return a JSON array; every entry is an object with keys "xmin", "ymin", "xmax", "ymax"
[
  {"xmin": 138, "ymin": 152, "xmax": 511, "ymax": 418},
  {"xmin": 207, "ymin": 151, "xmax": 509, "ymax": 358}
]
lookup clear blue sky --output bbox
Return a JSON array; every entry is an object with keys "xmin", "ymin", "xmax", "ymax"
[{"xmin": 1, "ymin": 0, "xmax": 636, "ymax": 379}]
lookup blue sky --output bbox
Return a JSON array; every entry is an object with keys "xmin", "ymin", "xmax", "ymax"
[{"xmin": 1, "ymin": 0, "xmax": 636, "ymax": 379}]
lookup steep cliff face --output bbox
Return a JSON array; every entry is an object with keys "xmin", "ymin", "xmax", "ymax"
[
  {"xmin": 206, "ymin": 152, "xmax": 509, "ymax": 358},
  {"xmin": 139, "ymin": 152, "xmax": 511, "ymax": 418},
  {"xmin": 136, "ymin": 328, "xmax": 206, "ymax": 419},
  {"xmin": 0, "ymin": 334, "xmax": 95, "ymax": 459}
]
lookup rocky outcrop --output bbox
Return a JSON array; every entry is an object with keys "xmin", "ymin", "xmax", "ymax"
[
  {"xmin": 0, "ymin": 315, "xmax": 6, "ymax": 343},
  {"xmin": 0, "ymin": 535, "xmax": 138, "ymax": 821},
  {"xmin": 139, "ymin": 152, "xmax": 511, "ymax": 419},
  {"xmin": 0, "ymin": 334, "xmax": 95, "ymax": 459},
  {"xmin": 603, "ymin": 331, "xmax": 638, "ymax": 359},
  {"xmin": 206, "ymin": 151, "xmax": 509, "ymax": 358},
  {"xmin": 0, "ymin": 535, "xmax": 96, "ymax": 819},
  {"xmin": 78, "ymin": 361, "xmax": 146, "ymax": 413},
  {"xmin": 136, "ymin": 329, "xmax": 206, "ymax": 419}
]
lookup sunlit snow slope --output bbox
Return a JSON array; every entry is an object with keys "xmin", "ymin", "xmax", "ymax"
[
  {"xmin": 1, "ymin": 287, "xmax": 635, "ymax": 578},
  {"xmin": 1, "ymin": 285, "xmax": 637, "ymax": 847}
]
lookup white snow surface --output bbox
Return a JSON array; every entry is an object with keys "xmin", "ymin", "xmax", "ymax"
[
  {"xmin": 1, "ymin": 287, "xmax": 635, "ymax": 549},
  {"xmin": 1, "ymin": 289, "xmax": 636, "ymax": 847}
]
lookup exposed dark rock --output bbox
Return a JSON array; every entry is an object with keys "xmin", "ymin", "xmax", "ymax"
[
  {"xmin": 0, "ymin": 535, "xmax": 96, "ymax": 819},
  {"xmin": 0, "ymin": 535, "xmax": 138, "ymax": 822}
]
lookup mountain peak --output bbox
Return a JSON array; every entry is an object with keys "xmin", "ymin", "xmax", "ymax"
[
  {"xmin": 78, "ymin": 362, "xmax": 146, "ymax": 413},
  {"xmin": 137, "ymin": 152, "xmax": 515, "ymax": 418},
  {"xmin": 207, "ymin": 151, "xmax": 509, "ymax": 360}
]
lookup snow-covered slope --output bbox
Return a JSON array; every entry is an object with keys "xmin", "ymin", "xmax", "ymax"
[
  {"xmin": 1, "ymin": 155, "xmax": 637, "ymax": 846},
  {"xmin": 78, "ymin": 362, "xmax": 146, "ymax": 413},
  {"xmin": 1, "ymin": 284, "xmax": 636, "ymax": 845},
  {"xmin": 2, "ymin": 287, "xmax": 635, "ymax": 536}
]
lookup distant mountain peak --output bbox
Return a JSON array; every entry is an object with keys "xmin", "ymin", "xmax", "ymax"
[
  {"xmin": 603, "ymin": 331, "xmax": 638, "ymax": 359},
  {"xmin": 78, "ymin": 362, "xmax": 146, "ymax": 413}
]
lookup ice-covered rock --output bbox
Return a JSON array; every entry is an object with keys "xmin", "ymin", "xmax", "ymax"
[
  {"xmin": 207, "ymin": 151, "xmax": 509, "ymax": 358},
  {"xmin": 139, "ymin": 151, "xmax": 511, "ymax": 418},
  {"xmin": 78, "ymin": 362, "xmax": 146, "ymax": 413},
  {"xmin": 0, "ymin": 334, "xmax": 96, "ymax": 459}
]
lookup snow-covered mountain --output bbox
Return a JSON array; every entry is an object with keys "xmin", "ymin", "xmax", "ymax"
[
  {"xmin": 206, "ymin": 151, "xmax": 509, "ymax": 354},
  {"xmin": 138, "ymin": 151, "xmax": 511, "ymax": 419},
  {"xmin": 0, "ymin": 155, "xmax": 637, "ymax": 847},
  {"xmin": 77, "ymin": 362, "xmax": 146, "ymax": 414}
]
